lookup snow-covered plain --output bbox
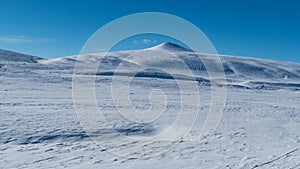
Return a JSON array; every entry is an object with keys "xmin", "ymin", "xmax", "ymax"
[{"xmin": 0, "ymin": 43, "xmax": 300, "ymax": 168}]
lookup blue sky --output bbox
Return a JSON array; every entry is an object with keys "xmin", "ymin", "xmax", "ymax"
[{"xmin": 0, "ymin": 0, "xmax": 299, "ymax": 63}]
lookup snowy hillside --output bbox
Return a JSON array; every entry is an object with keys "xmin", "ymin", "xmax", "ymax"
[
  {"xmin": 0, "ymin": 49, "xmax": 42, "ymax": 63},
  {"xmin": 2, "ymin": 43, "xmax": 300, "ymax": 87},
  {"xmin": 38, "ymin": 42, "xmax": 300, "ymax": 90},
  {"xmin": 0, "ymin": 44, "xmax": 300, "ymax": 168}
]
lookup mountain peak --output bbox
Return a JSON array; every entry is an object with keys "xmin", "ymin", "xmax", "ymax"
[{"xmin": 148, "ymin": 42, "xmax": 192, "ymax": 52}]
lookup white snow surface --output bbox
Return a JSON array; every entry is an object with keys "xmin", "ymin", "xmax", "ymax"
[{"xmin": 1, "ymin": 43, "xmax": 300, "ymax": 168}]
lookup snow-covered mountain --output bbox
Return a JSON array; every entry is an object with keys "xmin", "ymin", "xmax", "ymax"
[
  {"xmin": 1, "ymin": 43, "xmax": 300, "ymax": 90},
  {"xmin": 1, "ymin": 43, "xmax": 300, "ymax": 169},
  {"xmin": 36, "ymin": 42, "xmax": 300, "ymax": 90},
  {"xmin": 2, "ymin": 42, "xmax": 299, "ymax": 82}
]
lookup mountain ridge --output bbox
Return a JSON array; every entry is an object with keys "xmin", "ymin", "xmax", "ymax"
[{"xmin": 1, "ymin": 43, "xmax": 300, "ymax": 89}]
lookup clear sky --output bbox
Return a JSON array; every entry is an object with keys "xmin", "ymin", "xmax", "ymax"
[{"xmin": 0, "ymin": 0, "xmax": 299, "ymax": 63}]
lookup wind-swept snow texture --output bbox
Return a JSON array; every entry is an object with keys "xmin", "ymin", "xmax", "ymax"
[{"xmin": 1, "ymin": 43, "xmax": 300, "ymax": 168}]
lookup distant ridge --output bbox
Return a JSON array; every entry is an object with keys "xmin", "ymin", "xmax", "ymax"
[{"xmin": 0, "ymin": 49, "xmax": 42, "ymax": 63}]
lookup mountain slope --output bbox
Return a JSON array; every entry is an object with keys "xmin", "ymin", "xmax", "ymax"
[{"xmin": 0, "ymin": 49, "xmax": 43, "ymax": 63}]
